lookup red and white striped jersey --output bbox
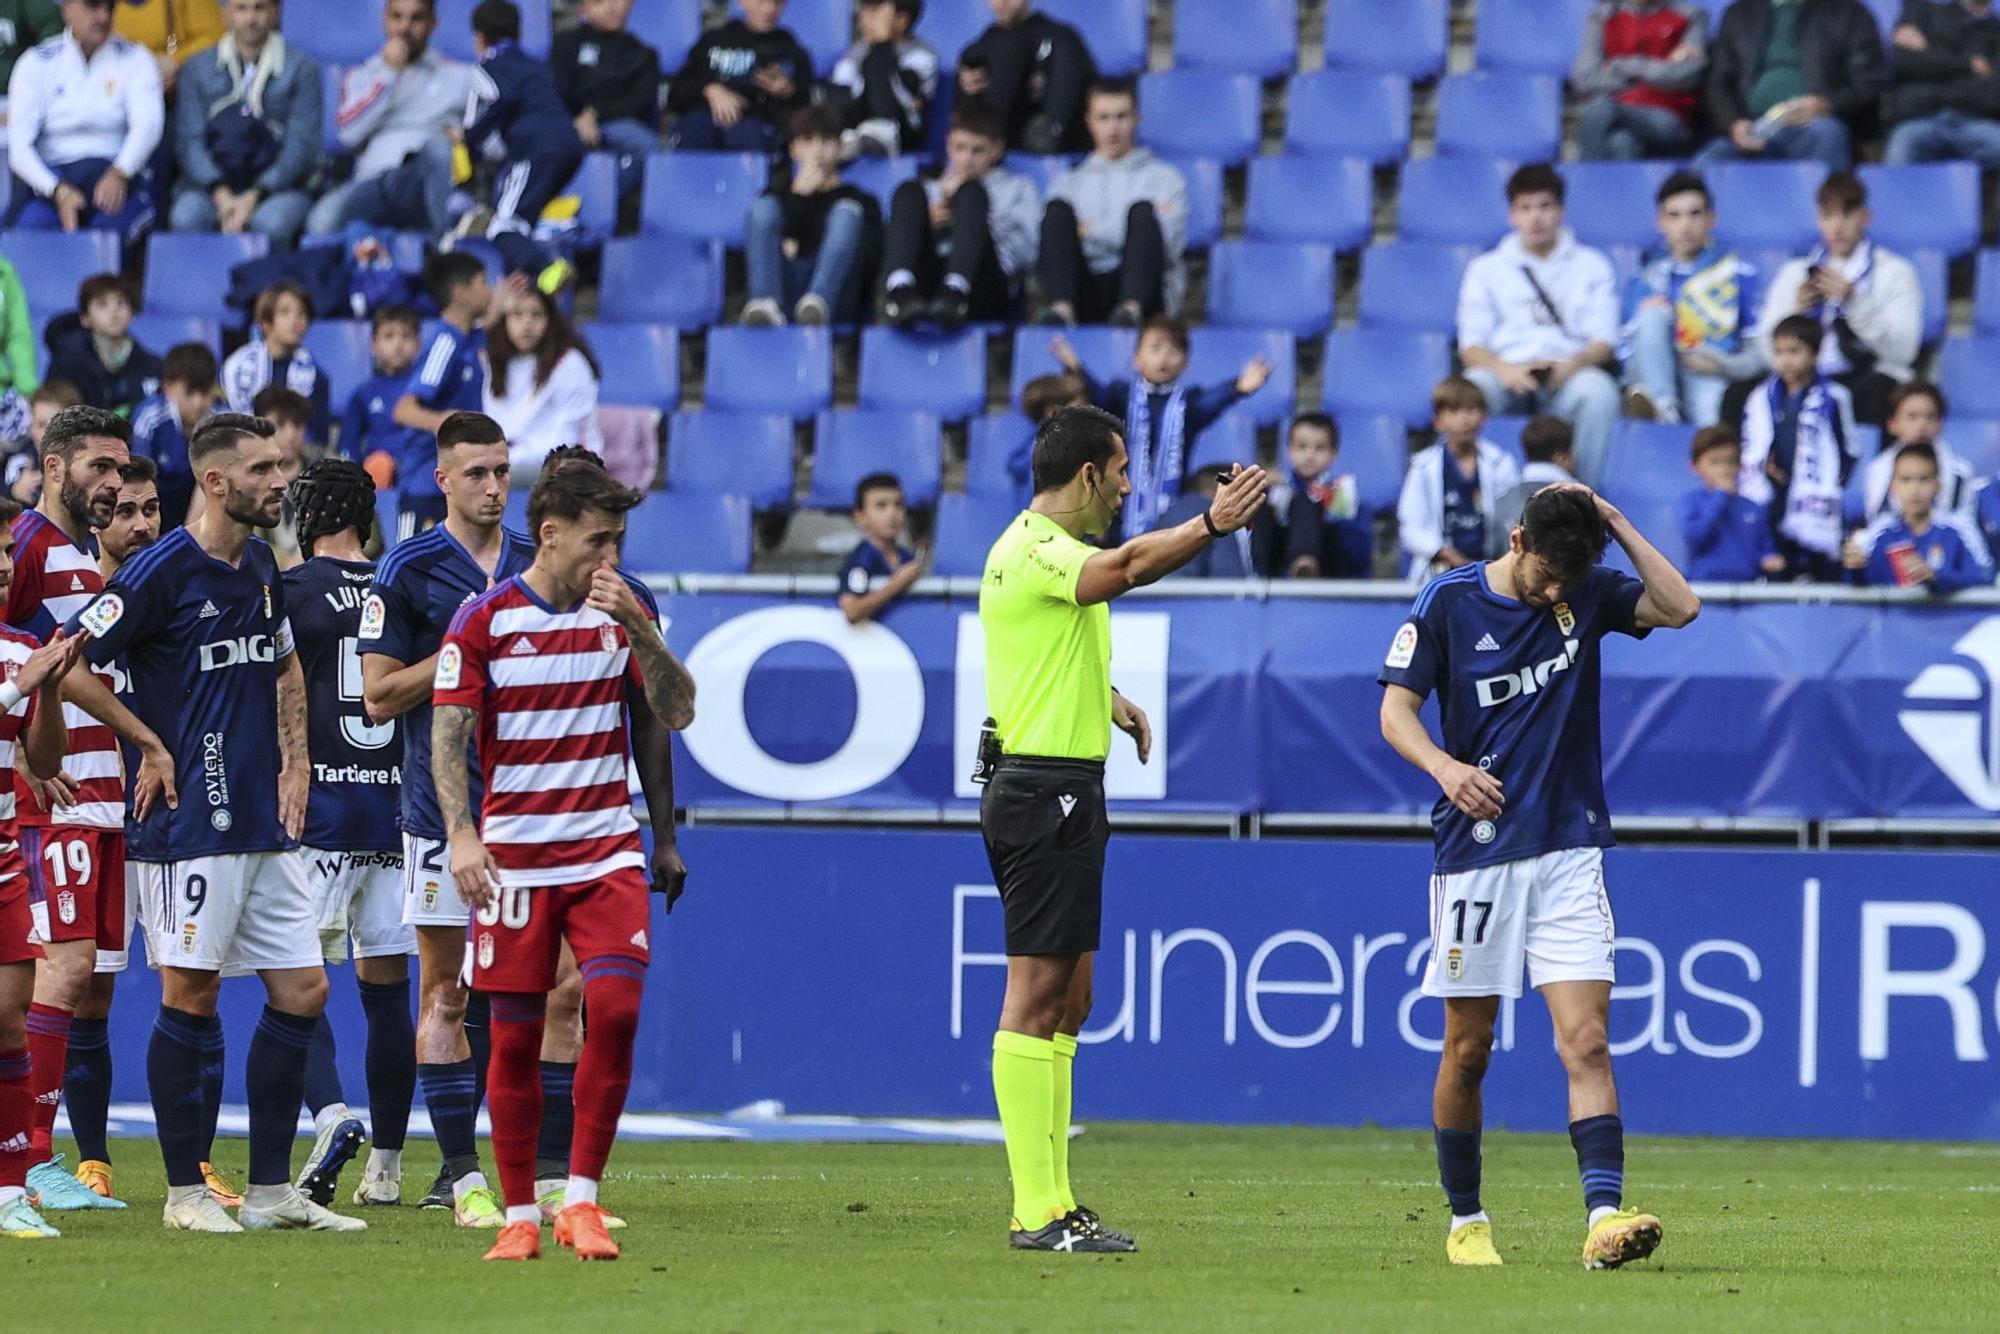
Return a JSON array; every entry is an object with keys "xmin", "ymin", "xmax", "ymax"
[
  {"xmin": 433, "ymin": 577, "xmax": 645, "ymax": 888},
  {"xmin": 0, "ymin": 626, "xmax": 41, "ymax": 880},
  {"xmin": 5, "ymin": 511, "xmax": 123, "ymax": 828}
]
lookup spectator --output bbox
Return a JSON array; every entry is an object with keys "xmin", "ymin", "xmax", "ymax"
[
  {"xmin": 1752, "ymin": 172, "xmax": 1921, "ymax": 426},
  {"xmin": 1883, "ymin": 0, "xmax": 2000, "ymax": 166},
  {"xmin": 1573, "ymin": 1, "xmax": 1710, "ymax": 160},
  {"xmin": 389, "ymin": 253, "xmax": 494, "ymax": 536},
  {"xmin": 839, "ymin": 471, "xmax": 924, "ymax": 623},
  {"xmin": 830, "ymin": 0, "xmax": 938, "ymax": 158},
  {"xmin": 1487, "ymin": 417, "xmax": 1580, "ymax": 556},
  {"xmin": 43, "ymin": 273, "xmax": 161, "ymax": 417},
  {"xmin": 253, "ymin": 382, "xmax": 311, "ymax": 564},
  {"xmin": 1398, "ymin": 377, "xmax": 1522, "ymax": 580},
  {"xmin": 1695, "ymin": 0, "xmax": 1884, "ymax": 171},
  {"xmin": 0, "ymin": 0, "xmax": 62, "ymax": 108},
  {"xmin": 4, "ymin": 378, "xmax": 79, "ymax": 504},
  {"xmin": 0, "ymin": 247, "xmax": 37, "ymax": 434},
  {"xmin": 1051, "ymin": 316, "xmax": 1270, "ymax": 541},
  {"xmin": 1156, "ymin": 464, "xmax": 1261, "ymax": 578},
  {"xmin": 552, "ymin": 0, "xmax": 661, "ymax": 197},
  {"xmin": 666, "ymin": 0, "xmax": 811, "ymax": 153},
  {"xmin": 1856, "ymin": 380, "xmax": 1976, "ymax": 524},
  {"xmin": 879, "ymin": 100, "xmax": 1036, "ymax": 328},
  {"xmin": 4, "ymin": 0, "xmax": 164, "ymax": 245},
  {"xmin": 1739, "ymin": 314, "xmax": 1858, "ymax": 580},
  {"xmin": 1680, "ymin": 423, "xmax": 1783, "ymax": 580},
  {"xmin": 1457, "ymin": 164, "xmax": 1620, "ymax": 487},
  {"xmin": 1622, "ymin": 170, "xmax": 1764, "ymax": 427},
  {"xmin": 337, "ymin": 302, "xmax": 424, "ymax": 490},
  {"xmin": 221, "ymin": 280, "xmax": 331, "ymax": 445},
  {"xmin": 1020, "ymin": 371, "xmax": 1084, "ymax": 424},
  {"xmin": 743, "ymin": 105, "xmax": 873, "ymax": 326},
  {"xmin": 482, "ymin": 282, "xmax": 602, "ymax": 479},
  {"xmin": 130, "ymin": 340, "xmax": 218, "ymax": 529},
  {"xmin": 1845, "ymin": 442, "xmax": 1994, "ymax": 590},
  {"xmin": 1036, "ymin": 79, "xmax": 1186, "ymax": 327},
  {"xmin": 306, "ymin": 0, "xmax": 473, "ymax": 240},
  {"xmin": 114, "ymin": 0, "xmax": 222, "ymax": 95},
  {"xmin": 958, "ymin": 0, "xmax": 1093, "ymax": 154},
  {"xmin": 1273, "ymin": 412, "xmax": 1369, "ymax": 580}
]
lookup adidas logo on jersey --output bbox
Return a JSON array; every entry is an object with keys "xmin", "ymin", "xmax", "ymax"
[
  {"xmin": 197, "ymin": 600, "xmax": 221, "ymax": 619},
  {"xmin": 509, "ymin": 637, "xmax": 536, "ymax": 656},
  {"xmin": 1474, "ymin": 633, "xmax": 1501, "ymax": 652},
  {"xmin": 630, "ymin": 929, "xmax": 648, "ymax": 949},
  {"xmin": 68, "ymin": 574, "xmax": 85, "ymax": 592}
]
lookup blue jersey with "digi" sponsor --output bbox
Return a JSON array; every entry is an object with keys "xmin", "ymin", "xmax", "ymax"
[
  {"xmin": 284, "ymin": 555, "xmax": 403, "ymax": 852},
  {"xmin": 1377, "ymin": 561, "xmax": 1649, "ymax": 873},
  {"xmin": 68, "ymin": 529, "xmax": 296, "ymax": 861}
]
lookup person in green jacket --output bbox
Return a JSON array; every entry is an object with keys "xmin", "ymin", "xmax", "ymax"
[
  {"xmin": 0, "ymin": 0, "xmax": 62, "ymax": 95},
  {"xmin": 0, "ymin": 253, "xmax": 41, "ymax": 439}
]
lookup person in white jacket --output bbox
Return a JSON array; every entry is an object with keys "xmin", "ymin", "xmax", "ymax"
[
  {"xmin": 482, "ymin": 284, "xmax": 602, "ymax": 482},
  {"xmin": 1750, "ymin": 171, "xmax": 1921, "ymax": 428},
  {"xmin": 1457, "ymin": 165, "xmax": 1621, "ymax": 488},
  {"xmin": 1036, "ymin": 79, "xmax": 1188, "ymax": 326},
  {"xmin": 1853, "ymin": 381, "xmax": 1977, "ymax": 526},
  {"xmin": 1398, "ymin": 376, "xmax": 1524, "ymax": 580}
]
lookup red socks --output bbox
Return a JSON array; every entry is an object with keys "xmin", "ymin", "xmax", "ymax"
[
  {"xmin": 26, "ymin": 1003, "xmax": 71, "ymax": 1161},
  {"xmin": 0, "ymin": 1047, "xmax": 29, "ymax": 1189},
  {"xmin": 484, "ymin": 995, "xmax": 546, "ymax": 1210},
  {"xmin": 570, "ymin": 969, "xmax": 644, "ymax": 1182}
]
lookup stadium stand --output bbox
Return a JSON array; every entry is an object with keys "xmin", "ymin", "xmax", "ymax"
[
  {"xmin": 857, "ymin": 328, "xmax": 989, "ymax": 421},
  {"xmin": 586, "ymin": 323, "xmax": 682, "ymax": 413},
  {"xmin": 1171, "ymin": 0, "xmax": 1299, "ymax": 80},
  {"xmin": 1283, "ymin": 70, "xmax": 1412, "ymax": 164},
  {"xmin": 704, "ymin": 327, "xmax": 835, "ymax": 417},
  {"xmin": 667, "ymin": 409, "xmax": 797, "ymax": 512},
  {"xmin": 807, "ymin": 407, "xmax": 944, "ymax": 509}
]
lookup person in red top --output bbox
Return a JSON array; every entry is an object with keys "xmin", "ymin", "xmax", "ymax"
[
  {"xmin": 432, "ymin": 453, "xmax": 694, "ymax": 1264},
  {"xmin": 1573, "ymin": 1, "xmax": 1710, "ymax": 160}
]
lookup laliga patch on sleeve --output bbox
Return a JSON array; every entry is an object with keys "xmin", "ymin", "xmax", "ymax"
[
  {"xmin": 846, "ymin": 566, "xmax": 870, "ymax": 596},
  {"xmin": 78, "ymin": 593, "xmax": 124, "ymax": 638},
  {"xmin": 435, "ymin": 642, "xmax": 463, "ymax": 690},
  {"xmin": 1385, "ymin": 622, "xmax": 1418, "ymax": 670},
  {"xmin": 359, "ymin": 594, "xmax": 386, "ymax": 641}
]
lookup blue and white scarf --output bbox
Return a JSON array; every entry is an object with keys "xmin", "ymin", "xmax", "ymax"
[
  {"xmin": 1747, "ymin": 374, "xmax": 1848, "ymax": 558},
  {"xmin": 1121, "ymin": 379, "xmax": 1186, "ymax": 540},
  {"xmin": 223, "ymin": 338, "xmax": 320, "ymax": 417}
]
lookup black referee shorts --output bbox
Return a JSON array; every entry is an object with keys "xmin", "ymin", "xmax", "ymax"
[{"xmin": 978, "ymin": 756, "xmax": 1109, "ymax": 957}]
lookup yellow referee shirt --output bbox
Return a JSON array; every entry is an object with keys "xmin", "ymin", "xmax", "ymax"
[{"xmin": 979, "ymin": 510, "xmax": 1112, "ymax": 762}]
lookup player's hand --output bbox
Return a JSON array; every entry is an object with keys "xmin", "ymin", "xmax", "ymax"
[
  {"xmin": 1206, "ymin": 464, "xmax": 1269, "ymax": 535},
  {"xmin": 1112, "ymin": 692, "xmax": 1151, "ymax": 765},
  {"xmin": 449, "ymin": 828, "xmax": 501, "ymax": 908},
  {"xmin": 586, "ymin": 561, "xmax": 647, "ymax": 631},
  {"xmin": 15, "ymin": 628, "xmax": 84, "ymax": 695},
  {"xmin": 132, "ymin": 737, "xmax": 178, "ymax": 822},
  {"xmin": 1235, "ymin": 355, "xmax": 1273, "ymax": 395},
  {"xmin": 22, "ymin": 767, "xmax": 77, "ymax": 813},
  {"xmin": 651, "ymin": 839, "xmax": 687, "ymax": 912},
  {"xmin": 1432, "ymin": 756, "xmax": 1503, "ymax": 821},
  {"xmin": 278, "ymin": 764, "xmax": 308, "ymax": 840}
]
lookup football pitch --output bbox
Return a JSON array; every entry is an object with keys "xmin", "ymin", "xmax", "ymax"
[{"xmin": 1, "ymin": 1125, "xmax": 1986, "ymax": 1332}]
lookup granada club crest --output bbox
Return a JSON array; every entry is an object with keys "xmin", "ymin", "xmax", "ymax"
[
  {"xmin": 477, "ymin": 931, "xmax": 495, "ymax": 970},
  {"xmin": 56, "ymin": 889, "xmax": 75, "ymax": 924},
  {"xmin": 600, "ymin": 624, "xmax": 618, "ymax": 655}
]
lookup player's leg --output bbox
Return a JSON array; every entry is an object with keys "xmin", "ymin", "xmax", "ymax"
[
  {"xmin": 21, "ymin": 827, "xmax": 109, "ymax": 1208},
  {"xmin": 995, "ymin": 951, "xmax": 1080, "ymax": 1238},
  {"xmin": 68, "ymin": 831, "xmax": 130, "ymax": 1202},
  {"xmin": 0, "ymin": 955, "xmax": 56, "ymax": 1238},
  {"xmin": 404, "ymin": 832, "xmax": 497, "ymax": 1221},
  {"xmin": 348, "ymin": 854, "xmax": 416, "ymax": 1206},
  {"xmin": 1434, "ymin": 994, "xmax": 1501, "ymax": 1264},
  {"xmin": 295, "ymin": 851, "xmax": 368, "ymax": 1207},
  {"xmin": 1051, "ymin": 952, "xmax": 1088, "ymax": 1217},
  {"xmin": 534, "ymin": 943, "xmax": 583, "ymax": 1217}
]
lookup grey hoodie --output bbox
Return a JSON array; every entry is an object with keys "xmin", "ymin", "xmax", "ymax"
[{"xmin": 1048, "ymin": 148, "xmax": 1189, "ymax": 312}]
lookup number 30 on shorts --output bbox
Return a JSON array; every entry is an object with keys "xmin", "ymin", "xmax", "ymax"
[{"xmin": 474, "ymin": 884, "xmax": 531, "ymax": 929}]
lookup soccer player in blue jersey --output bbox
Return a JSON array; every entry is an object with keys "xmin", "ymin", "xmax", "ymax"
[
  {"xmin": 70, "ymin": 413, "xmax": 366, "ymax": 1235},
  {"xmin": 389, "ymin": 255, "xmax": 494, "ymax": 541},
  {"xmin": 1378, "ymin": 484, "xmax": 1700, "ymax": 1271}
]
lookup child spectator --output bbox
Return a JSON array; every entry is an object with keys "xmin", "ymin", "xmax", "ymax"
[
  {"xmin": 391, "ymin": 253, "xmax": 495, "ymax": 537},
  {"xmin": 1051, "ymin": 316, "xmax": 1271, "ymax": 541},
  {"xmin": 958, "ymin": 0, "xmax": 1094, "ymax": 154},
  {"xmin": 253, "ymin": 382, "xmax": 312, "ymax": 566},
  {"xmin": 839, "ymin": 471, "xmax": 924, "ymax": 623},
  {"xmin": 4, "ymin": 379, "xmax": 81, "ymax": 506},
  {"xmin": 1845, "ymin": 442, "xmax": 1994, "ymax": 592},
  {"xmin": 667, "ymin": 0, "xmax": 812, "ymax": 153},
  {"xmin": 1738, "ymin": 314, "xmax": 1859, "ymax": 581},
  {"xmin": 1397, "ymin": 376, "xmax": 1523, "ymax": 580},
  {"xmin": 1271, "ymin": 413, "xmax": 1368, "ymax": 580},
  {"xmin": 1156, "ymin": 464, "xmax": 1261, "ymax": 578},
  {"xmin": 222, "ymin": 279, "xmax": 330, "ymax": 445},
  {"xmin": 458, "ymin": 0, "xmax": 585, "ymax": 289},
  {"xmin": 338, "ymin": 303, "xmax": 425, "ymax": 491},
  {"xmin": 1572, "ymin": 1, "xmax": 1709, "ymax": 161},
  {"xmin": 1679, "ymin": 423, "xmax": 1782, "ymax": 581},
  {"xmin": 130, "ymin": 340, "xmax": 219, "ymax": 530},
  {"xmin": 879, "ymin": 101, "xmax": 1037, "ymax": 328},
  {"xmin": 1488, "ymin": 416, "xmax": 1580, "ymax": 556},
  {"xmin": 743, "ymin": 105, "xmax": 873, "ymax": 326},
  {"xmin": 1856, "ymin": 380, "xmax": 1976, "ymax": 526},
  {"xmin": 1020, "ymin": 372, "xmax": 1084, "ymax": 424},
  {"xmin": 44, "ymin": 273, "xmax": 162, "ymax": 418},
  {"xmin": 830, "ymin": 0, "xmax": 938, "ymax": 158},
  {"xmin": 1622, "ymin": 171, "xmax": 1763, "ymax": 427},
  {"xmin": 551, "ymin": 0, "xmax": 662, "ymax": 198},
  {"xmin": 482, "ymin": 282, "xmax": 602, "ymax": 479}
]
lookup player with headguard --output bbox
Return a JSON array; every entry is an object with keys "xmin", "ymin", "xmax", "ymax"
[
  {"xmin": 433, "ymin": 452, "xmax": 695, "ymax": 1262},
  {"xmin": 1377, "ymin": 484, "xmax": 1699, "ymax": 1269}
]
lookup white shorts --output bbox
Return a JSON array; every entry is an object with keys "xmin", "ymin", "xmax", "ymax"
[
  {"xmin": 304, "ymin": 846, "xmax": 416, "ymax": 962},
  {"xmin": 140, "ymin": 851, "xmax": 323, "ymax": 977},
  {"xmin": 1421, "ymin": 847, "xmax": 1617, "ymax": 999},
  {"xmin": 400, "ymin": 833, "xmax": 467, "ymax": 928}
]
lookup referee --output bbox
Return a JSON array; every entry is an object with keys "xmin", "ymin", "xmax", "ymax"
[{"xmin": 978, "ymin": 405, "xmax": 1268, "ymax": 1253}]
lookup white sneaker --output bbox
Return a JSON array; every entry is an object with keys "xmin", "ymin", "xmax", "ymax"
[
  {"xmin": 163, "ymin": 1188, "xmax": 243, "ymax": 1233},
  {"xmin": 352, "ymin": 1170, "xmax": 401, "ymax": 1207},
  {"xmin": 740, "ymin": 297, "xmax": 784, "ymax": 327},
  {"xmin": 240, "ymin": 1185, "xmax": 368, "ymax": 1232},
  {"xmin": 792, "ymin": 293, "xmax": 831, "ymax": 325}
]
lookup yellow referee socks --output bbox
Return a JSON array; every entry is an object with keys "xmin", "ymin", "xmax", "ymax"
[
  {"xmin": 992, "ymin": 1031, "xmax": 1066, "ymax": 1227},
  {"xmin": 1051, "ymin": 1032, "xmax": 1079, "ymax": 1215}
]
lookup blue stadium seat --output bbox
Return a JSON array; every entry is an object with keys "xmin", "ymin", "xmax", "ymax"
[
  {"xmin": 585, "ymin": 323, "xmax": 680, "ymax": 412},
  {"xmin": 640, "ymin": 152, "xmax": 767, "ymax": 246},
  {"xmin": 621, "ymin": 491, "xmax": 753, "ymax": 575},
  {"xmin": 144, "ymin": 233, "xmax": 270, "ymax": 323},
  {"xmin": 843, "ymin": 155, "xmax": 920, "ymax": 213},
  {"xmin": 1396, "ymin": 156, "xmax": 1514, "ymax": 246},
  {"xmin": 1003, "ymin": 154, "xmax": 1079, "ymax": 198},
  {"xmin": 1334, "ymin": 412, "xmax": 1413, "ymax": 512},
  {"xmin": 1187, "ymin": 414, "xmax": 1259, "ymax": 474},
  {"xmin": 1284, "ymin": 71, "xmax": 1411, "ymax": 164},
  {"xmin": 1938, "ymin": 337, "xmax": 2000, "ymax": 420},
  {"xmin": 1950, "ymin": 418, "xmax": 2000, "ymax": 478},
  {"xmin": 1324, "ymin": 0, "xmax": 1448, "ymax": 79},
  {"xmin": 915, "ymin": 0, "xmax": 992, "ymax": 68},
  {"xmin": 1357, "ymin": 241, "xmax": 1477, "ymax": 334},
  {"xmin": 282, "ymin": 5, "xmax": 379, "ymax": 64},
  {"xmin": 1434, "ymin": 72, "xmax": 1562, "ymax": 162},
  {"xmin": 1709, "ymin": 161, "xmax": 1829, "ymax": 253},
  {"xmin": 1007, "ymin": 325, "xmax": 1136, "ymax": 411},
  {"xmin": 1602, "ymin": 492, "xmax": 1687, "ymax": 576},
  {"xmin": 1976, "ymin": 250, "xmax": 2000, "ymax": 335},
  {"xmin": 1186, "ymin": 328, "xmax": 1297, "ymax": 429},
  {"xmin": 1859, "ymin": 163, "xmax": 1981, "ymax": 259},
  {"xmin": 933, "ymin": 492, "xmax": 1022, "ymax": 577},
  {"xmin": 1043, "ymin": 0, "xmax": 1148, "ymax": 77},
  {"xmin": 1320, "ymin": 329, "xmax": 1452, "ymax": 427},
  {"xmin": 667, "ymin": 410, "xmax": 795, "ymax": 510},
  {"xmin": 130, "ymin": 315, "xmax": 220, "ymax": 355},
  {"xmin": 431, "ymin": 0, "xmax": 552, "ymax": 60},
  {"xmin": 319, "ymin": 64, "xmax": 344, "ymax": 154},
  {"xmin": 1206, "ymin": 241, "xmax": 1335, "ymax": 336},
  {"xmin": 1174, "ymin": 0, "xmax": 1299, "ymax": 79},
  {"xmin": 965, "ymin": 413, "xmax": 1034, "ymax": 504},
  {"xmin": 858, "ymin": 328, "xmax": 988, "ymax": 421},
  {"xmin": 0, "ymin": 230, "xmax": 119, "ymax": 324},
  {"xmin": 1475, "ymin": 0, "xmax": 1596, "ymax": 75},
  {"xmin": 302, "ymin": 320, "xmax": 374, "ymax": 412},
  {"xmin": 1244, "ymin": 155, "xmax": 1373, "ymax": 252},
  {"xmin": 1168, "ymin": 156, "xmax": 1224, "ymax": 251},
  {"xmin": 563, "ymin": 152, "xmax": 623, "ymax": 245},
  {"xmin": 730, "ymin": 0, "xmax": 846, "ymax": 75},
  {"xmin": 1913, "ymin": 248, "xmax": 1947, "ymax": 345},
  {"xmin": 1481, "ymin": 415, "xmax": 1530, "ymax": 464},
  {"xmin": 1137, "ymin": 72, "xmax": 1262, "ymax": 166},
  {"xmin": 705, "ymin": 327, "xmax": 833, "ymax": 417},
  {"xmin": 1559, "ymin": 161, "xmax": 1681, "ymax": 252},
  {"xmin": 807, "ymin": 409, "xmax": 943, "ymax": 509},
  {"xmin": 598, "ymin": 237, "xmax": 723, "ymax": 328},
  {"xmin": 633, "ymin": 0, "xmax": 704, "ymax": 74},
  {"xmin": 1603, "ymin": 421, "xmax": 1697, "ymax": 507}
]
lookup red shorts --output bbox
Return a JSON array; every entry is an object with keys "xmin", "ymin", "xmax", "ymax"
[
  {"xmin": 0, "ymin": 871, "xmax": 32, "ymax": 966},
  {"xmin": 468, "ymin": 868, "xmax": 652, "ymax": 995},
  {"xmin": 23, "ymin": 826, "xmax": 127, "ymax": 954}
]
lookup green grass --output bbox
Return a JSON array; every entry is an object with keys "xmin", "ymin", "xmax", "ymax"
[{"xmin": 3, "ymin": 1127, "xmax": 1990, "ymax": 1332}]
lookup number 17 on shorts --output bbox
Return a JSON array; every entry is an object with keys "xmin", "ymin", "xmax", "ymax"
[{"xmin": 1421, "ymin": 848, "xmax": 1616, "ymax": 999}]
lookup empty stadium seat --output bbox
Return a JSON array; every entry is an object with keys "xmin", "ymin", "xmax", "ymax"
[
  {"xmin": 1003, "ymin": 154, "xmax": 1079, "ymax": 198},
  {"xmin": 1187, "ymin": 414, "xmax": 1259, "ymax": 474},
  {"xmin": 1321, "ymin": 329, "xmax": 1452, "ymax": 427},
  {"xmin": 1323, "ymin": 0, "xmax": 1448, "ymax": 79},
  {"xmin": 1913, "ymin": 248, "xmax": 1948, "ymax": 345},
  {"xmin": 0, "ymin": 230, "xmax": 119, "ymax": 324},
  {"xmin": 563, "ymin": 152, "xmax": 623, "ymax": 245},
  {"xmin": 1284, "ymin": 71, "xmax": 1412, "ymax": 164},
  {"xmin": 1474, "ymin": 0, "xmax": 1596, "ymax": 76},
  {"xmin": 144, "ymin": 233, "xmax": 269, "ymax": 323},
  {"xmin": 1334, "ymin": 412, "xmax": 1413, "ymax": 512},
  {"xmin": 1007, "ymin": 325, "xmax": 1136, "ymax": 410},
  {"xmin": 1604, "ymin": 421, "xmax": 1698, "ymax": 507},
  {"xmin": 302, "ymin": 320, "xmax": 374, "ymax": 411},
  {"xmin": 842, "ymin": 155, "xmax": 920, "ymax": 212},
  {"xmin": 1709, "ymin": 161, "xmax": 1829, "ymax": 253},
  {"xmin": 933, "ymin": 492, "xmax": 1022, "ymax": 577},
  {"xmin": 1244, "ymin": 155, "xmax": 1373, "ymax": 252},
  {"xmin": 640, "ymin": 152, "xmax": 767, "ymax": 246},
  {"xmin": 282, "ymin": 4, "xmax": 379, "ymax": 64},
  {"xmin": 1397, "ymin": 156, "xmax": 1514, "ymax": 246},
  {"xmin": 1046, "ymin": 0, "xmax": 1147, "ymax": 76},
  {"xmin": 1357, "ymin": 241, "xmax": 1477, "ymax": 334},
  {"xmin": 1859, "ymin": 163, "xmax": 1981, "ymax": 259},
  {"xmin": 858, "ymin": 328, "xmax": 988, "ymax": 421},
  {"xmin": 1937, "ymin": 337, "xmax": 2000, "ymax": 419},
  {"xmin": 1185, "ymin": 328, "xmax": 1297, "ymax": 428},
  {"xmin": 431, "ymin": 0, "xmax": 552, "ymax": 60},
  {"xmin": 1174, "ymin": 0, "xmax": 1299, "ymax": 79},
  {"xmin": 1602, "ymin": 493, "xmax": 1687, "ymax": 575},
  {"xmin": 1976, "ymin": 250, "xmax": 2000, "ymax": 335},
  {"xmin": 807, "ymin": 408, "xmax": 943, "ymax": 509},
  {"xmin": 705, "ymin": 327, "xmax": 833, "ymax": 416},
  {"xmin": 667, "ymin": 410, "xmax": 796, "ymax": 511},
  {"xmin": 130, "ymin": 314, "xmax": 221, "ymax": 355},
  {"xmin": 633, "ymin": 0, "xmax": 704, "ymax": 74},
  {"xmin": 1437, "ymin": 71, "xmax": 1562, "ymax": 163},
  {"xmin": 1206, "ymin": 241, "xmax": 1335, "ymax": 336},
  {"xmin": 585, "ymin": 323, "xmax": 681, "ymax": 412},
  {"xmin": 965, "ymin": 413, "xmax": 1034, "ymax": 503},
  {"xmin": 1949, "ymin": 418, "xmax": 2000, "ymax": 478},
  {"xmin": 915, "ymin": 0, "xmax": 993, "ymax": 68},
  {"xmin": 622, "ymin": 491, "xmax": 754, "ymax": 575},
  {"xmin": 1169, "ymin": 156, "xmax": 1225, "ymax": 251},
  {"xmin": 1559, "ymin": 161, "xmax": 1682, "ymax": 252},
  {"xmin": 731, "ymin": 0, "xmax": 845, "ymax": 75},
  {"xmin": 1481, "ymin": 415, "xmax": 1530, "ymax": 464},
  {"xmin": 598, "ymin": 237, "xmax": 723, "ymax": 328},
  {"xmin": 1137, "ymin": 72, "xmax": 1262, "ymax": 166}
]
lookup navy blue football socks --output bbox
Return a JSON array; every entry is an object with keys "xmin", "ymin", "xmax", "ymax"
[
  {"xmin": 1435, "ymin": 1125, "xmax": 1483, "ymax": 1217},
  {"xmin": 246, "ymin": 1007, "xmax": 316, "ymax": 1186},
  {"xmin": 1571, "ymin": 1114, "xmax": 1624, "ymax": 1214},
  {"xmin": 63, "ymin": 1017, "xmax": 112, "ymax": 1165},
  {"xmin": 358, "ymin": 978, "xmax": 416, "ymax": 1152},
  {"xmin": 536, "ymin": 1060, "xmax": 576, "ymax": 1181},
  {"xmin": 148, "ymin": 1007, "xmax": 213, "ymax": 1188}
]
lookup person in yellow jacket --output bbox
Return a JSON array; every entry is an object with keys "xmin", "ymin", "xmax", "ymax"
[{"xmin": 114, "ymin": 0, "xmax": 223, "ymax": 94}]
